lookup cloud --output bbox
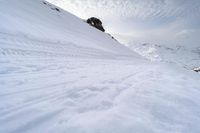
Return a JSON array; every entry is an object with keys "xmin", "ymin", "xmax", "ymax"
[
  {"xmin": 48, "ymin": 0, "xmax": 200, "ymax": 19},
  {"xmin": 175, "ymin": 29, "xmax": 194, "ymax": 37}
]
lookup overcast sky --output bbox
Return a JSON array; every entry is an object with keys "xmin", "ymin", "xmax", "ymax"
[{"xmin": 47, "ymin": 0, "xmax": 200, "ymax": 47}]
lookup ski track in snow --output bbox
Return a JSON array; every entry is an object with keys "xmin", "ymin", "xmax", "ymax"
[{"xmin": 0, "ymin": 33, "xmax": 200, "ymax": 133}]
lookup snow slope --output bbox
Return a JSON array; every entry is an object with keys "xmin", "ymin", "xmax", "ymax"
[
  {"xmin": 0, "ymin": 0, "xmax": 136, "ymax": 57},
  {"xmin": 0, "ymin": 0, "xmax": 200, "ymax": 133}
]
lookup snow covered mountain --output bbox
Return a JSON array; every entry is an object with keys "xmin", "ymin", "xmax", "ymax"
[
  {"xmin": 128, "ymin": 42, "xmax": 200, "ymax": 70},
  {"xmin": 0, "ymin": 0, "xmax": 200, "ymax": 133}
]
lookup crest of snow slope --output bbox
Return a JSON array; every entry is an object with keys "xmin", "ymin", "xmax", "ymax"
[
  {"xmin": 0, "ymin": 0, "xmax": 137, "ymax": 57},
  {"xmin": 128, "ymin": 42, "xmax": 200, "ymax": 70},
  {"xmin": 0, "ymin": 0, "xmax": 200, "ymax": 133}
]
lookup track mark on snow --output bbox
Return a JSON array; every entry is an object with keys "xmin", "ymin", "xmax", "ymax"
[{"xmin": 9, "ymin": 109, "xmax": 64, "ymax": 133}]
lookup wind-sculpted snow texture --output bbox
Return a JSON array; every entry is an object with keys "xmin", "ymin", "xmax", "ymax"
[{"xmin": 0, "ymin": 0, "xmax": 200, "ymax": 133}]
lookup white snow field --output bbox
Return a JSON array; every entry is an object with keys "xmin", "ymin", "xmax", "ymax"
[{"xmin": 0, "ymin": 0, "xmax": 200, "ymax": 133}]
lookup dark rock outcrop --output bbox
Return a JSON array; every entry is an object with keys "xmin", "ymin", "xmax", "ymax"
[
  {"xmin": 51, "ymin": 7, "xmax": 60, "ymax": 12},
  {"xmin": 193, "ymin": 67, "xmax": 200, "ymax": 72},
  {"xmin": 86, "ymin": 17, "xmax": 105, "ymax": 32},
  {"xmin": 107, "ymin": 33, "xmax": 117, "ymax": 41},
  {"xmin": 43, "ymin": 1, "xmax": 60, "ymax": 12},
  {"xmin": 86, "ymin": 17, "xmax": 118, "ymax": 41}
]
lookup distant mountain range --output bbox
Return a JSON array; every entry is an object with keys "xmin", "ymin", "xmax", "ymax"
[{"xmin": 128, "ymin": 42, "xmax": 200, "ymax": 70}]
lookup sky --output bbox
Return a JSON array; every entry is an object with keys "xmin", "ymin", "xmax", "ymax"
[{"xmin": 47, "ymin": 0, "xmax": 200, "ymax": 47}]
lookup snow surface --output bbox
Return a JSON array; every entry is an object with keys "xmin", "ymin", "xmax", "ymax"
[{"xmin": 0, "ymin": 0, "xmax": 200, "ymax": 133}]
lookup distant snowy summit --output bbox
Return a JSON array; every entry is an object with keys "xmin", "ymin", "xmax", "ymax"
[{"xmin": 128, "ymin": 42, "xmax": 200, "ymax": 71}]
